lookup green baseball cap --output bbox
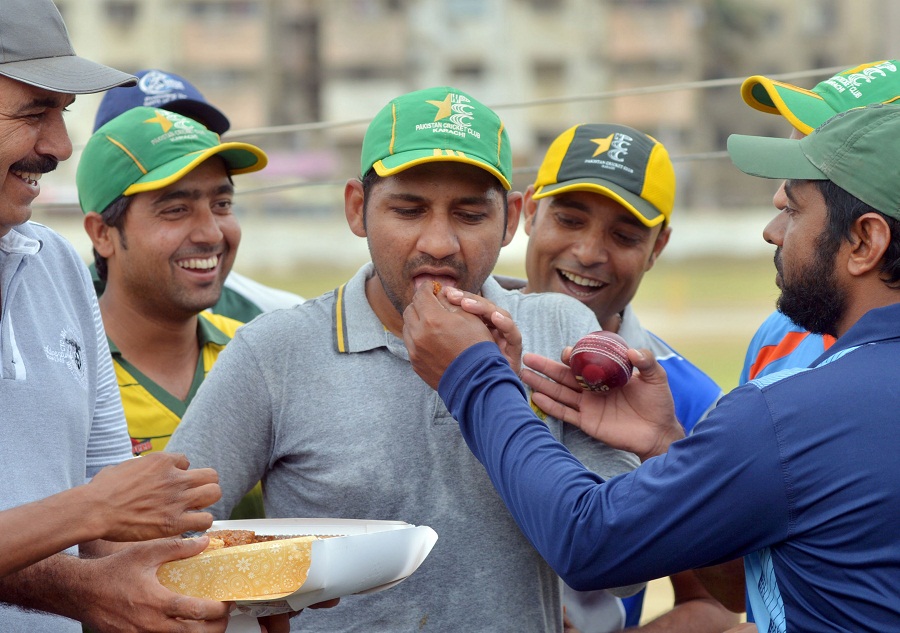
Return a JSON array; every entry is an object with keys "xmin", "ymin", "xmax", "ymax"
[
  {"xmin": 77, "ymin": 106, "xmax": 267, "ymax": 214},
  {"xmin": 727, "ymin": 103, "xmax": 900, "ymax": 220},
  {"xmin": 532, "ymin": 123, "xmax": 675, "ymax": 228},
  {"xmin": 742, "ymin": 60, "xmax": 900, "ymax": 135},
  {"xmin": 360, "ymin": 86, "xmax": 512, "ymax": 189}
]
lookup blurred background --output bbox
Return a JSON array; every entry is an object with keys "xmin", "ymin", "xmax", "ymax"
[{"xmin": 35, "ymin": 0, "xmax": 900, "ymax": 390}]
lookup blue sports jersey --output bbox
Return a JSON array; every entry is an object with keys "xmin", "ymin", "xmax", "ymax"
[
  {"xmin": 739, "ymin": 310, "xmax": 835, "ymax": 383},
  {"xmin": 440, "ymin": 302, "xmax": 900, "ymax": 632}
]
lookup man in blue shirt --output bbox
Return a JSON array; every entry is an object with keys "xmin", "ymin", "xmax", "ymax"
[
  {"xmin": 738, "ymin": 60, "xmax": 900, "ymax": 383},
  {"xmin": 402, "ymin": 103, "xmax": 900, "ymax": 633}
]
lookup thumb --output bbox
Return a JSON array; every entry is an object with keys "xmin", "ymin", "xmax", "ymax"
[
  {"xmin": 149, "ymin": 535, "xmax": 210, "ymax": 564},
  {"xmin": 628, "ymin": 348, "xmax": 667, "ymax": 385}
]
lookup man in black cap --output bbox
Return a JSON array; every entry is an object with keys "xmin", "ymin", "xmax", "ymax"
[{"xmin": 0, "ymin": 1, "xmax": 232, "ymax": 631}]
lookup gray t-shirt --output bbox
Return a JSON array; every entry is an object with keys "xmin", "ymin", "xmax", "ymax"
[
  {"xmin": 0, "ymin": 222, "xmax": 132, "ymax": 632},
  {"xmin": 170, "ymin": 263, "xmax": 638, "ymax": 632}
]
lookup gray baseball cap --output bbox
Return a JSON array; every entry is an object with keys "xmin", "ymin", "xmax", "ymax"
[{"xmin": 0, "ymin": 0, "xmax": 135, "ymax": 94}]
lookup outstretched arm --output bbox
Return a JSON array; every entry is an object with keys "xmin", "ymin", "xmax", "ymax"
[{"xmin": 0, "ymin": 452, "xmax": 220, "ymax": 578}]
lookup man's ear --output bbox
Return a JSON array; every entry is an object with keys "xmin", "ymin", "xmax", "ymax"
[
  {"xmin": 647, "ymin": 225, "xmax": 672, "ymax": 269},
  {"xmin": 344, "ymin": 178, "xmax": 366, "ymax": 238},
  {"xmin": 522, "ymin": 185, "xmax": 538, "ymax": 236},
  {"xmin": 847, "ymin": 212, "xmax": 891, "ymax": 277},
  {"xmin": 503, "ymin": 190, "xmax": 523, "ymax": 247},
  {"xmin": 83, "ymin": 212, "xmax": 115, "ymax": 257}
]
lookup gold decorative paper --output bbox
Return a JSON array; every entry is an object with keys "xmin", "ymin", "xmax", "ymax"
[{"xmin": 157, "ymin": 536, "xmax": 317, "ymax": 601}]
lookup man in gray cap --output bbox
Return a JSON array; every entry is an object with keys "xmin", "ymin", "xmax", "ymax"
[{"xmin": 0, "ymin": 1, "xmax": 232, "ymax": 631}]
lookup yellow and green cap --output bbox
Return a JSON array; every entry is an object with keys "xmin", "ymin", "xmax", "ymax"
[
  {"xmin": 77, "ymin": 106, "xmax": 267, "ymax": 214},
  {"xmin": 532, "ymin": 123, "xmax": 675, "ymax": 228},
  {"xmin": 360, "ymin": 86, "xmax": 511, "ymax": 189},
  {"xmin": 728, "ymin": 103, "xmax": 900, "ymax": 221},
  {"xmin": 742, "ymin": 60, "xmax": 900, "ymax": 135}
]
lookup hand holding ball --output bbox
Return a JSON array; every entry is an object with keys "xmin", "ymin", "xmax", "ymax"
[{"xmin": 570, "ymin": 331, "xmax": 634, "ymax": 392}]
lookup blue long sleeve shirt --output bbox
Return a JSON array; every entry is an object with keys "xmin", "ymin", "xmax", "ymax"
[{"xmin": 440, "ymin": 303, "xmax": 900, "ymax": 632}]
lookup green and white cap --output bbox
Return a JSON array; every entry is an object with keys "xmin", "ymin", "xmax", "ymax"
[
  {"xmin": 77, "ymin": 106, "xmax": 267, "ymax": 214},
  {"xmin": 728, "ymin": 103, "xmax": 900, "ymax": 220},
  {"xmin": 742, "ymin": 60, "xmax": 900, "ymax": 135},
  {"xmin": 360, "ymin": 86, "xmax": 512, "ymax": 189}
]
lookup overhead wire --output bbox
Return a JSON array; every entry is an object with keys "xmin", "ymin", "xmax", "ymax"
[{"xmin": 42, "ymin": 64, "xmax": 845, "ymax": 210}]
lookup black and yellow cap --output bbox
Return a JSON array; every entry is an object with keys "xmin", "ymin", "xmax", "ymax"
[{"xmin": 532, "ymin": 123, "xmax": 675, "ymax": 227}]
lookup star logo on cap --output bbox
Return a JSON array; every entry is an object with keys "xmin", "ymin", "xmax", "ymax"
[
  {"xmin": 591, "ymin": 135, "xmax": 614, "ymax": 157},
  {"xmin": 143, "ymin": 110, "xmax": 173, "ymax": 134},
  {"xmin": 426, "ymin": 94, "xmax": 453, "ymax": 122}
]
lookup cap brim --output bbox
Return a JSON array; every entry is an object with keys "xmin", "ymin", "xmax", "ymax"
[
  {"xmin": 124, "ymin": 142, "xmax": 268, "ymax": 196},
  {"xmin": 741, "ymin": 76, "xmax": 837, "ymax": 135},
  {"xmin": 727, "ymin": 134, "xmax": 827, "ymax": 180},
  {"xmin": 0, "ymin": 56, "xmax": 136, "ymax": 94},
  {"xmin": 533, "ymin": 179, "xmax": 666, "ymax": 228},
  {"xmin": 374, "ymin": 150, "xmax": 511, "ymax": 190}
]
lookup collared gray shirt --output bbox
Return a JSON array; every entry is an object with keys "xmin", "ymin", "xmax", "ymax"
[{"xmin": 171, "ymin": 262, "xmax": 638, "ymax": 632}]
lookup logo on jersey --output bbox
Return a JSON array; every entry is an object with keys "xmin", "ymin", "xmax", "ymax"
[{"xmin": 44, "ymin": 328, "xmax": 87, "ymax": 389}]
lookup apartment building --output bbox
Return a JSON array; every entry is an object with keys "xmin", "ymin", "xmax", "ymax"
[{"xmin": 46, "ymin": 0, "xmax": 900, "ymax": 214}]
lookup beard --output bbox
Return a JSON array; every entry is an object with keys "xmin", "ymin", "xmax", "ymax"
[{"xmin": 775, "ymin": 231, "xmax": 847, "ymax": 337}]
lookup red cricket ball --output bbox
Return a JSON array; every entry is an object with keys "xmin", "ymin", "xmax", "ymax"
[{"xmin": 569, "ymin": 331, "xmax": 634, "ymax": 392}]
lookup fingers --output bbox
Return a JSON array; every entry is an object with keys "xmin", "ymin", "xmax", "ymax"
[
  {"xmin": 628, "ymin": 348, "xmax": 668, "ymax": 385},
  {"xmin": 522, "ymin": 369, "xmax": 584, "ymax": 427},
  {"xmin": 530, "ymin": 391, "xmax": 581, "ymax": 427},
  {"xmin": 165, "ymin": 593, "xmax": 231, "ymax": 627},
  {"xmin": 180, "ymin": 466, "xmax": 220, "ymax": 487},
  {"xmin": 523, "ymin": 353, "xmax": 581, "ymax": 391},
  {"xmin": 180, "ymin": 479, "xmax": 222, "ymax": 511},
  {"xmin": 175, "ymin": 510, "xmax": 216, "ymax": 535},
  {"xmin": 157, "ymin": 451, "xmax": 192, "ymax": 471},
  {"xmin": 446, "ymin": 288, "xmax": 505, "ymax": 323},
  {"xmin": 162, "ymin": 534, "xmax": 210, "ymax": 560},
  {"xmin": 488, "ymin": 310, "xmax": 521, "ymax": 349}
]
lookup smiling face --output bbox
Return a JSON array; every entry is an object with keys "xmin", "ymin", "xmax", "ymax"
[
  {"xmin": 0, "ymin": 75, "xmax": 74, "ymax": 236},
  {"xmin": 100, "ymin": 157, "xmax": 240, "ymax": 320},
  {"xmin": 345, "ymin": 162, "xmax": 519, "ymax": 334},
  {"xmin": 522, "ymin": 189, "xmax": 669, "ymax": 330}
]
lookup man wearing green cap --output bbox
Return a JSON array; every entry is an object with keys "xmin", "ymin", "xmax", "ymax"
[
  {"xmin": 495, "ymin": 123, "xmax": 732, "ymax": 632},
  {"xmin": 168, "ymin": 86, "xmax": 640, "ymax": 632},
  {"xmin": 738, "ymin": 60, "xmax": 900, "ymax": 385},
  {"xmin": 79, "ymin": 105, "xmax": 269, "ymax": 520},
  {"xmin": 401, "ymin": 102, "xmax": 900, "ymax": 633}
]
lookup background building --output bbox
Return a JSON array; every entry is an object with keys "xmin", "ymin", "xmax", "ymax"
[{"xmin": 41, "ymin": 0, "xmax": 900, "ymax": 217}]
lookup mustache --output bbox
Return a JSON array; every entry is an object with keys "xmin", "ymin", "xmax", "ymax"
[
  {"xmin": 773, "ymin": 248, "xmax": 783, "ymax": 275},
  {"xmin": 10, "ymin": 156, "xmax": 59, "ymax": 175},
  {"xmin": 404, "ymin": 255, "xmax": 465, "ymax": 279}
]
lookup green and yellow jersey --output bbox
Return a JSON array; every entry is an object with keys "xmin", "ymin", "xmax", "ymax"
[{"xmin": 110, "ymin": 312, "xmax": 264, "ymax": 520}]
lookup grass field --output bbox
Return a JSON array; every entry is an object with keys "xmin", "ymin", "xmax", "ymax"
[{"xmin": 251, "ymin": 253, "xmax": 778, "ymax": 392}]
